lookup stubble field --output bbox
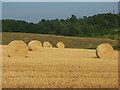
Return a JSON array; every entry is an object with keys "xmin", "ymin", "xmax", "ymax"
[{"xmin": 2, "ymin": 45, "xmax": 119, "ymax": 88}]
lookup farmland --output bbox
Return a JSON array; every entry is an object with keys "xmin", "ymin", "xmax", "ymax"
[
  {"xmin": 2, "ymin": 32, "xmax": 119, "ymax": 50},
  {"xmin": 1, "ymin": 32, "xmax": 119, "ymax": 88},
  {"xmin": 2, "ymin": 45, "xmax": 119, "ymax": 88}
]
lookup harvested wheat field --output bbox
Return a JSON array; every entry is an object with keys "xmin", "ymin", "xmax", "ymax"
[{"xmin": 2, "ymin": 44, "xmax": 119, "ymax": 88}]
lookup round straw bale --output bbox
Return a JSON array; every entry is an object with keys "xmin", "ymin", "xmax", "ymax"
[
  {"xmin": 96, "ymin": 43, "xmax": 114, "ymax": 59},
  {"xmin": 7, "ymin": 40, "xmax": 28, "ymax": 57},
  {"xmin": 28, "ymin": 40, "xmax": 42, "ymax": 51},
  {"xmin": 49, "ymin": 44, "xmax": 52, "ymax": 48},
  {"xmin": 56, "ymin": 42, "xmax": 65, "ymax": 48},
  {"xmin": 43, "ymin": 41, "xmax": 52, "ymax": 48}
]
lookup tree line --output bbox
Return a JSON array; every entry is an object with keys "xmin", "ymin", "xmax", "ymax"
[{"xmin": 2, "ymin": 13, "xmax": 119, "ymax": 39}]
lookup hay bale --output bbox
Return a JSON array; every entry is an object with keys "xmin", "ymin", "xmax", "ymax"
[
  {"xmin": 28, "ymin": 40, "xmax": 42, "ymax": 51},
  {"xmin": 43, "ymin": 41, "xmax": 52, "ymax": 48},
  {"xmin": 96, "ymin": 43, "xmax": 114, "ymax": 59},
  {"xmin": 7, "ymin": 40, "xmax": 28, "ymax": 57},
  {"xmin": 56, "ymin": 42, "xmax": 65, "ymax": 48},
  {"xmin": 49, "ymin": 44, "xmax": 52, "ymax": 48}
]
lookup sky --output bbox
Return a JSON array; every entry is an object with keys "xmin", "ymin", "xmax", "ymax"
[
  {"xmin": 1, "ymin": 0, "xmax": 120, "ymax": 2},
  {"xmin": 2, "ymin": 2, "xmax": 118, "ymax": 23}
]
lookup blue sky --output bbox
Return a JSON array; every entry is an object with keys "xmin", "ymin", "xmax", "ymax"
[
  {"xmin": 1, "ymin": 0, "xmax": 119, "ymax": 2},
  {"xmin": 2, "ymin": 2, "xmax": 118, "ymax": 23}
]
